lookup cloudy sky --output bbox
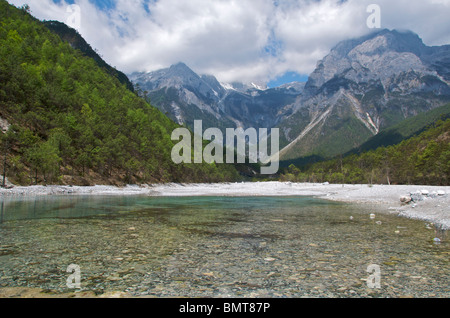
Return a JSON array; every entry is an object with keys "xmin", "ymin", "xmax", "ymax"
[{"xmin": 8, "ymin": 0, "xmax": 450, "ymax": 86}]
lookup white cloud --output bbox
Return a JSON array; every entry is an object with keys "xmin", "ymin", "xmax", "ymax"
[{"xmin": 7, "ymin": 0, "xmax": 450, "ymax": 84}]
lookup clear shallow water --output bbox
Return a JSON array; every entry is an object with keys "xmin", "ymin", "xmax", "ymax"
[{"xmin": 0, "ymin": 195, "xmax": 448, "ymax": 298}]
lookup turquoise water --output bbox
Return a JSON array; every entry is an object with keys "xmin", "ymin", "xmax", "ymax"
[{"xmin": 0, "ymin": 195, "xmax": 448, "ymax": 297}]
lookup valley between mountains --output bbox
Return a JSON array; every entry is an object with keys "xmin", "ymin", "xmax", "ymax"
[
  {"xmin": 1, "ymin": 1, "xmax": 449, "ymax": 186},
  {"xmin": 130, "ymin": 29, "xmax": 450, "ymax": 163}
]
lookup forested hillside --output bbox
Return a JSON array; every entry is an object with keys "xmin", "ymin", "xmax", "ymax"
[
  {"xmin": 0, "ymin": 1, "xmax": 239, "ymax": 186},
  {"xmin": 43, "ymin": 20, "xmax": 135, "ymax": 92},
  {"xmin": 348, "ymin": 104, "xmax": 450, "ymax": 155},
  {"xmin": 281, "ymin": 118, "xmax": 450, "ymax": 186}
]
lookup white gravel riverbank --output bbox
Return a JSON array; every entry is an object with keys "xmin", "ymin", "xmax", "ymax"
[{"xmin": 1, "ymin": 182, "xmax": 449, "ymax": 229}]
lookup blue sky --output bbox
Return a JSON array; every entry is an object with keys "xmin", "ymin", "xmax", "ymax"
[
  {"xmin": 11, "ymin": 0, "xmax": 450, "ymax": 86},
  {"xmin": 268, "ymin": 72, "xmax": 309, "ymax": 88},
  {"xmin": 52, "ymin": 0, "xmax": 114, "ymax": 10}
]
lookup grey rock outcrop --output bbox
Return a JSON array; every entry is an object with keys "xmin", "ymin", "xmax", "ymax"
[
  {"xmin": 129, "ymin": 62, "xmax": 303, "ymax": 131},
  {"xmin": 278, "ymin": 29, "xmax": 450, "ymax": 160}
]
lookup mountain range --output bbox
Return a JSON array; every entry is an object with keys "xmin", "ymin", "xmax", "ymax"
[
  {"xmin": 130, "ymin": 29, "xmax": 450, "ymax": 163},
  {"xmin": 129, "ymin": 63, "xmax": 304, "ymax": 132},
  {"xmin": 279, "ymin": 29, "xmax": 450, "ymax": 160}
]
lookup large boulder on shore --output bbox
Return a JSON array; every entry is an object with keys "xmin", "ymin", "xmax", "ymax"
[{"xmin": 400, "ymin": 196, "xmax": 412, "ymax": 204}]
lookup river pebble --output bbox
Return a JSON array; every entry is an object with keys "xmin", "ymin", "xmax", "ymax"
[{"xmin": 0, "ymin": 196, "xmax": 448, "ymax": 298}]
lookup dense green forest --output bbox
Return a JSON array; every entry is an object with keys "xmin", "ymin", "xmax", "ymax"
[
  {"xmin": 43, "ymin": 20, "xmax": 135, "ymax": 92},
  {"xmin": 0, "ymin": 1, "xmax": 239, "ymax": 186},
  {"xmin": 280, "ymin": 118, "xmax": 450, "ymax": 186}
]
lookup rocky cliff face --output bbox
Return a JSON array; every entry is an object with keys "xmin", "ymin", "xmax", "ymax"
[
  {"xmin": 130, "ymin": 63, "xmax": 230, "ymax": 130},
  {"xmin": 129, "ymin": 63, "xmax": 303, "ymax": 131},
  {"xmin": 278, "ymin": 29, "xmax": 450, "ymax": 160}
]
